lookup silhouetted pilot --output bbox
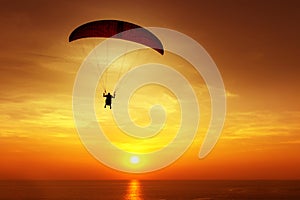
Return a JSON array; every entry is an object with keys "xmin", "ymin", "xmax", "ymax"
[{"xmin": 103, "ymin": 91, "xmax": 115, "ymax": 109}]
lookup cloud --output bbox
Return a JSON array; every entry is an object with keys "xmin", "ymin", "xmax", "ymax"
[
  {"xmin": 226, "ymin": 91, "xmax": 239, "ymax": 98},
  {"xmin": 0, "ymin": 93, "xmax": 74, "ymax": 141},
  {"xmin": 222, "ymin": 111, "xmax": 300, "ymax": 140}
]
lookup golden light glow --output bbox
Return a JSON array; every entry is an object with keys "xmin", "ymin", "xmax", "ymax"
[
  {"xmin": 94, "ymin": 49, "xmax": 211, "ymax": 156},
  {"xmin": 1, "ymin": 1, "xmax": 300, "ymax": 180}
]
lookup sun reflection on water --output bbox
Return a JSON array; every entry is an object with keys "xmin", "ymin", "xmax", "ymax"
[{"xmin": 124, "ymin": 180, "xmax": 143, "ymax": 200}]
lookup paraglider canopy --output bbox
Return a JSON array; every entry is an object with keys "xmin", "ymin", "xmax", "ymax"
[{"xmin": 69, "ymin": 20, "xmax": 164, "ymax": 55}]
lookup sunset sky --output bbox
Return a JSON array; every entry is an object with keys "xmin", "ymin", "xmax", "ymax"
[{"xmin": 1, "ymin": 0, "xmax": 300, "ymax": 180}]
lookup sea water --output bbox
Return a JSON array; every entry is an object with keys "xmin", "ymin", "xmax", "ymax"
[{"xmin": 0, "ymin": 180, "xmax": 299, "ymax": 199}]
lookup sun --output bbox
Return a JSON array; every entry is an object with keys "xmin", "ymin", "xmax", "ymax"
[{"xmin": 130, "ymin": 156, "xmax": 140, "ymax": 164}]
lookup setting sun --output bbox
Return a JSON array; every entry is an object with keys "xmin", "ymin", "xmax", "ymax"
[{"xmin": 130, "ymin": 156, "xmax": 140, "ymax": 164}]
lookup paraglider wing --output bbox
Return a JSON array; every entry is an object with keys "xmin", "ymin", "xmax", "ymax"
[{"xmin": 69, "ymin": 20, "xmax": 164, "ymax": 55}]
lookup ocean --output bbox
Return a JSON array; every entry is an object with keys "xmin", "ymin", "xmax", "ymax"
[{"xmin": 0, "ymin": 180, "xmax": 299, "ymax": 200}]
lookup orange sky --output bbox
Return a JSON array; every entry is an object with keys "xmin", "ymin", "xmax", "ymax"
[{"xmin": 0, "ymin": 0, "xmax": 300, "ymax": 180}]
